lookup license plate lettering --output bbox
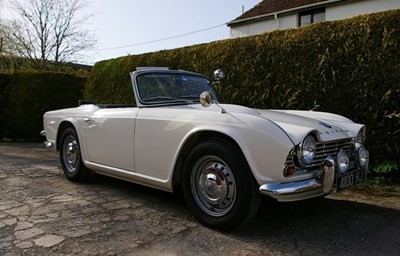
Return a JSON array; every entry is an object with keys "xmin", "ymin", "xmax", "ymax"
[
  {"xmin": 355, "ymin": 170, "xmax": 364, "ymax": 183},
  {"xmin": 337, "ymin": 169, "xmax": 364, "ymax": 192},
  {"xmin": 340, "ymin": 174, "xmax": 354, "ymax": 189}
]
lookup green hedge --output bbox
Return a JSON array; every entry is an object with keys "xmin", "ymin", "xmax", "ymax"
[
  {"xmin": 1, "ymin": 72, "xmax": 86, "ymax": 140},
  {"xmin": 0, "ymin": 55, "xmax": 92, "ymax": 74},
  {"xmin": 0, "ymin": 74, "xmax": 12, "ymax": 138},
  {"xmin": 87, "ymin": 10, "xmax": 399, "ymax": 166}
]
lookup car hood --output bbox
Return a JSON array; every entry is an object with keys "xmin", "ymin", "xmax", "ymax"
[{"xmin": 217, "ymin": 104, "xmax": 364, "ymax": 145}]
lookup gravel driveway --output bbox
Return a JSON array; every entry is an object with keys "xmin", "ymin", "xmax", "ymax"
[{"xmin": 1, "ymin": 143, "xmax": 399, "ymax": 256}]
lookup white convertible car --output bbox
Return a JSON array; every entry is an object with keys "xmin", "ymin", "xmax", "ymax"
[{"xmin": 42, "ymin": 68, "xmax": 369, "ymax": 230}]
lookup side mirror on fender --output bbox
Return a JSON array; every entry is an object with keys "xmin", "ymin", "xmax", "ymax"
[
  {"xmin": 200, "ymin": 91, "xmax": 226, "ymax": 114},
  {"xmin": 200, "ymin": 91, "xmax": 213, "ymax": 108}
]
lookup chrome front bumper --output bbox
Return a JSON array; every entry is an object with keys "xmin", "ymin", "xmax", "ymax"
[
  {"xmin": 40, "ymin": 130, "xmax": 54, "ymax": 148},
  {"xmin": 259, "ymin": 156, "xmax": 339, "ymax": 202}
]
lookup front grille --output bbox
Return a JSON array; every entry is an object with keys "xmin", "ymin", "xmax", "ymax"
[
  {"xmin": 313, "ymin": 139, "xmax": 353, "ymax": 164},
  {"xmin": 286, "ymin": 138, "xmax": 354, "ymax": 167}
]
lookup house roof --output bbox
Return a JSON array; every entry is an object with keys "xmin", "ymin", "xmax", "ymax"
[{"xmin": 228, "ymin": 0, "xmax": 331, "ymax": 26}]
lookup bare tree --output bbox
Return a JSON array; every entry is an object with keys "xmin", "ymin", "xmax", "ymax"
[
  {"xmin": 0, "ymin": 0, "xmax": 6, "ymax": 54},
  {"xmin": 4, "ymin": 0, "xmax": 96, "ymax": 62}
]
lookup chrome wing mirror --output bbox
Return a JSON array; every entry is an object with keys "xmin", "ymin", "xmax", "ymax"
[
  {"xmin": 200, "ymin": 69, "xmax": 226, "ymax": 113},
  {"xmin": 200, "ymin": 91, "xmax": 226, "ymax": 114},
  {"xmin": 200, "ymin": 91, "xmax": 213, "ymax": 107}
]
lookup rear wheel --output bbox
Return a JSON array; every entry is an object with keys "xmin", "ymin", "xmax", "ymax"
[
  {"xmin": 59, "ymin": 128, "xmax": 91, "ymax": 181},
  {"xmin": 182, "ymin": 140, "xmax": 260, "ymax": 231}
]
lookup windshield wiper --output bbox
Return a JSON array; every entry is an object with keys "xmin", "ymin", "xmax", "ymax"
[
  {"xmin": 143, "ymin": 95, "xmax": 193, "ymax": 104},
  {"xmin": 143, "ymin": 96, "xmax": 176, "ymax": 101},
  {"xmin": 179, "ymin": 95, "xmax": 200, "ymax": 101}
]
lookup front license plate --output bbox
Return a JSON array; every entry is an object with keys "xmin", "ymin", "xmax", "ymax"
[{"xmin": 336, "ymin": 169, "xmax": 365, "ymax": 192}]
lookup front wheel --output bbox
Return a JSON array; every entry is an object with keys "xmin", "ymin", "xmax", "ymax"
[
  {"xmin": 182, "ymin": 140, "xmax": 260, "ymax": 231},
  {"xmin": 59, "ymin": 128, "xmax": 91, "ymax": 182}
]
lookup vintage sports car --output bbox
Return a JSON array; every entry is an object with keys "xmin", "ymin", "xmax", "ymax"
[{"xmin": 42, "ymin": 67, "xmax": 369, "ymax": 230}]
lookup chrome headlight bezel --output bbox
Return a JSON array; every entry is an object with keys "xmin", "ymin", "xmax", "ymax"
[
  {"xmin": 337, "ymin": 150, "xmax": 350, "ymax": 174},
  {"xmin": 298, "ymin": 135, "xmax": 316, "ymax": 165},
  {"xmin": 355, "ymin": 130, "xmax": 366, "ymax": 150},
  {"xmin": 357, "ymin": 145, "xmax": 369, "ymax": 168}
]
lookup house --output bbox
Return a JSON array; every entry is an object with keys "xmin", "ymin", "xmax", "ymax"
[{"xmin": 227, "ymin": 0, "xmax": 400, "ymax": 38}]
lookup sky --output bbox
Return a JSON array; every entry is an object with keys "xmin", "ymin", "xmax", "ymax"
[{"xmin": 82, "ymin": 0, "xmax": 261, "ymax": 64}]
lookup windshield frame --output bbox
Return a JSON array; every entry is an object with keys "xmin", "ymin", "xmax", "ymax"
[{"xmin": 130, "ymin": 69, "xmax": 220, "ymax": 108}]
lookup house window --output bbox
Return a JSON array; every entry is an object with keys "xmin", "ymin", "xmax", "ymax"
[{"xmin": 299, "ymin": 8, "xmax": 326, "ymax": 27}]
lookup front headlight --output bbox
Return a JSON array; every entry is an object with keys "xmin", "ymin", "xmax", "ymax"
[
  {"xmin": 298, "ymin": 135, "xmax": 316, "ymax": 165},
  {"xmin": 358, "ymin": 145, "xmax": 369, "ymax": 168},
  {"xmin": 337, "ymin": 150, "xmax": 350, "ymax": 174},
  {"xmin": 355, "ymin": 130, "xmax": 365, "ymax": 149}
]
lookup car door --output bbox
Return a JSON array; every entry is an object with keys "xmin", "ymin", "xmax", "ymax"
[
  {"xmin": 134, "ymin": 106, "xmax": 196, "ymax": 182},
  {"xmin": 83, "ymin": 107, "xmax": 139, "ymax": 172}
]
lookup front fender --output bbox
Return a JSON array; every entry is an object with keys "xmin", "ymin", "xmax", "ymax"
[{"xmin": 173, "ymin": 115, "xmax": 295, "ymax": 186}]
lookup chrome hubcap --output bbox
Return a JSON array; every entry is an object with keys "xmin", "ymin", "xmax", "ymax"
[
  {"xmin": 63, "ymin": 136, "xmax": 79, "ymax": 173},
  {"xmin": 67, "ymin": 142, "xmax": 77, "ymax": 164},
  {"xmin": 191, "ymin": 156, "xmax": 236, "ymax": 217}
]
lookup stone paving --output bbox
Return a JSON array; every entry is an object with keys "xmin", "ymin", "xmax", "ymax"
[
  {"xmin": 1, "ymin": 143, "xmax": 400, "ymax": 255},
  {"xmin": 0, "ymin": 144, "xmax": 222, "ymax": 255}
]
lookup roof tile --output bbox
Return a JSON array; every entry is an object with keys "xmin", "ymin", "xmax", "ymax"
[{"xmin": 232, "ymin": 0, "xmax": 328, "ymax": 22}]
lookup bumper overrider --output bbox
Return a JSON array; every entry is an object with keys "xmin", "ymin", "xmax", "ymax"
[{"xmin": 259, "ymin": 154, "xmax": 369, "ymax": 202}]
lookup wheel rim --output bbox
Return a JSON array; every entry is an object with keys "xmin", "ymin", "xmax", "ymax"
[
  {"xmin": 191, "ymin": 155, "xmax": 236, "ymax": 217},
  {"xmin": 62, "ymin": 135, "xmax": 80, "ymax": 173}
]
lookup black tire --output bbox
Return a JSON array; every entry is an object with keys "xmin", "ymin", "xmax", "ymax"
[
  {"xmin": 59, "ymin": 127, "xmax": 91, "ymax": 182},
  {"xmin": 182, "ymin": 139, "xmax": 260, "ymax": 231}
]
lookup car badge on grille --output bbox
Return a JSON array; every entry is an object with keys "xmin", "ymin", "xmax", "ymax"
[{"xmin": 319, "ymin": 122, "xmax": 332, "ymax": 129}]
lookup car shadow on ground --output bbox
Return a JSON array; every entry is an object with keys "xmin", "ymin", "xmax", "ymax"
[
  {"xmin": 234, "ymin": 195, "xmax": 400, "ymax": 255},
  {"xmin": 88, "ymin": 172, "xmax": 400, "ymax": 255}
]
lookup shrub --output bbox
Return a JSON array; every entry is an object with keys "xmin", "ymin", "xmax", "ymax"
[
  {"xmin": 0, "ymin": 74, "xmax": 12, "ymax": 138},
  {"xmin": 2, "ymin": 71, "xmax": 86, "ymax": 140},
  {"xmin": 368, "ymin": 161, "xmax": 400, "ymax": 186}
]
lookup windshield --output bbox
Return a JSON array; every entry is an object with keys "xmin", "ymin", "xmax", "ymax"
[{"xmin": 135, "ymin": 72, "xmax": 219, "ymax": 105}]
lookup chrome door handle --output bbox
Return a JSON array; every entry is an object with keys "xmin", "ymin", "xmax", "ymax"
[{"xmin": 83, "ymin": 118, "xmax": 93, "ymax": 122}]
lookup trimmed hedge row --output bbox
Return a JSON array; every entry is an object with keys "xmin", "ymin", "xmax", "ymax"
[
  {"xmin": 0, "ymin": 55, "xmax": 92, "ymax": 74},
  {"xmin": 0, "ymin": 74, "xmax": 12, "ymax": 138},
  {"xmin": 0, "ymin": 72, "xmax": 86, "ymax": 140},
  {"xmin": 85, "ymin": 10, "xmax": 400, "ymax": 165}
]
